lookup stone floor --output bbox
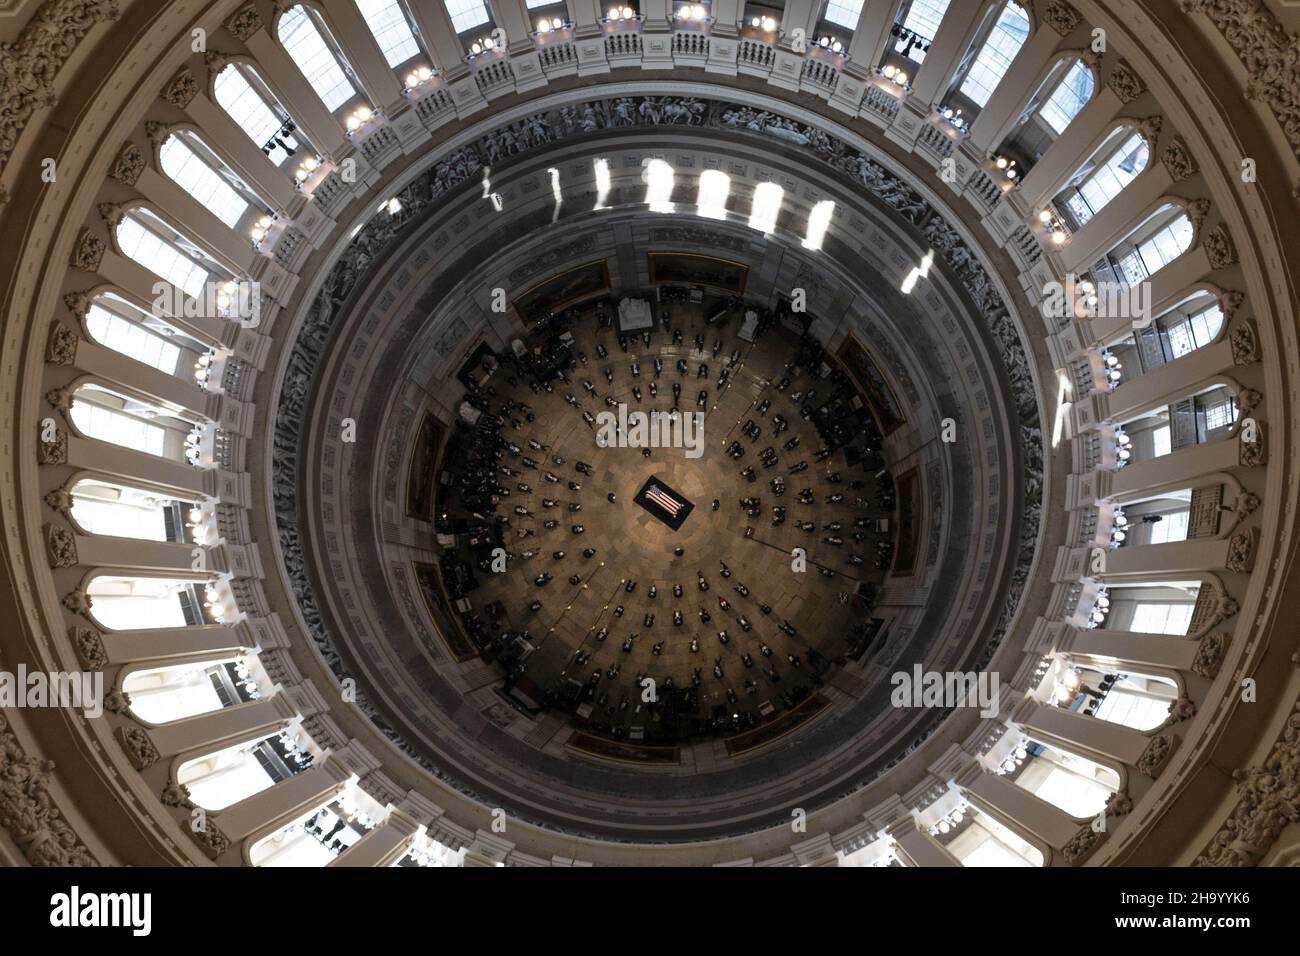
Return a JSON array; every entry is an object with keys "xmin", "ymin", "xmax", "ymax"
[{"xmin": 449, "ymin": 300, "xmax": 892, "ymax": 740}]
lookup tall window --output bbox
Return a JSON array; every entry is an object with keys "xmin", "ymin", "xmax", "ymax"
[
  {"xmin": 444, "ymin": 0, "xmax": 490, "ymax": 33},
  {"xmin": 803, "ymin": 200, "xmax": 835, "ymax": 251},
  {"xmin": 86, "ymin": 575, "xmax": 200, "ymax": 630},
  {"xmin": 749, "ymin": 182, "xmax": 783, "ymax": 234},
  {"xmin": 85, "ymin": 302, "xmax": 182, "ymax": 374},
  {"xmin": 213, "ymin": 64, "xmax": 301, "ymax": 165},
  {"xmin": 1114, "ymin": 211, "xmax": 1195, "ymax": 283},
  {"xmin": 69, "ymin": 478, "xmax": 181, "ymax": 542},
  {"xmin": 892, "ymin": 0, "xmax": 950, "ymax": 62},
  {"xmin": 278, "ymin": 5, "xmax": 358, "ymax": 111},
  {"xmin": 824, "ymin": 0, "xmax": 865, "ymax": 30},
  {"xmin": 1165, "ymin": 303, "xmax": 1224, "ymax": 358},
  {"xmin": 1129, "ymin": 602, "xmax": 1194, "ymax": 635},
  {"xmin": 697, "ymin": 170, "xmax": 730, "ymax": 220},
  {"xmin": 70, "ymin": 385, "xmax": 169, "ymax": 457},
  {"xmin": 355, "ymin": 0, "xmax": 422, "ymax": 67},
  {"xmin": 958, "ymin": 2, "xmax": 1031, "ymax": 108},
  {"xmin": 159, "ymin": 134, "xmax": 250, "ymax": 229},
  {"xmin": 645, "ymin": 159, "xmax": 674, "ymax": 213},
  {"xmin": 1063, "ymin": 131, "xmax": 1149, "ymax": 225},
  {"xmin": 115, "ymin": 210, "xmax": 214, "ymax": 299},
  {"xmin": 1039, "ymin": 60, "xmax": 1094, "ymax": 134}
]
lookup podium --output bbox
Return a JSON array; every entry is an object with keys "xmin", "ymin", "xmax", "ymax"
[{"xmin": 617, "ymin": 297, "xmax": 653, "ymax": 334}]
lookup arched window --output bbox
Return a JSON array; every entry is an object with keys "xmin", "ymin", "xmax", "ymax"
[
  {"xmin": 85, "ymin": 297, "xmax": 182, "ymax": 374},
  {"xmin": 124, "ymin": 657, "xmax": 265, "ymax": 724},
  {"xmin": 69, "ymin": 381, "xmax": 201, "ymax": 462},
  {"xmin": 248, "ymin": 788, "xmax": 384, "ymax": 866},
  {"xmin": 748, "ymin": 181, "xmax": 783, "ymax": 234},
  {"xmin": 213, "ymin": 63, "xmax": 303, "ymax": 166},
  {"xmin": 1108, "ymin": 207, "xmax": 1195, "ymax": 284},
  {"xmin": 1011, "ymin": 740, "xmax": 1120, "ymax": 818},
  {"xmin": 696, "ymin": 169, "xmax": 730, "ymax": 220},
  {"xmin": 887, "ymin": 0, "xmax": 950, "ymax": 64},
  {"xmin": 1053, "ymin": 663, "xmax": 1177, "ymax": 731},
  {"xmin": 179, "ymin": 727, "xmax": 317, "ymax": 811},
  {"xmin": 277, "ymin": 5, "xmax": 359, "ymax": 112},
  {"xmin": 355, "ymin": 0, "xmax": 423, "ymax": 68},
  {"xmin": 945, "ymin": 805, "xmax": 1044, "ymax": 867},
  {"xmin": 1039, "ymin": 60, "xmax": 1094, "ymax": 134},
  {"xmin": 957, "ymin": 2, "xmax": 1031, "ymax": 108},
  {"xmin": 444, "ymin": 0, "xmax": 491, "ymax": 34},
  {"xmin": 1113, "ymin": 382, "xmax": 1236, "ymax": 465},
  {"xmin": 159, "ymin": 132, "xmax": 260, "ymax": 229},
  {"xmin": 1060, "ymin": 129, "xmax": 1150, "ymax": 225},
  {"xmin": 115, "ymin": 208, "xmax": 221, "ymax": 300},
  {"xmin": 85, "ymin": 574, "xmax": 210, "ymax": 630},
  {"xmin": 68, "ymin": 477, "xmax": 195, "ymax": 542},
  {"xmin": 1093, "ymin": 581, "xmax": 1201, "ymax": 634}
]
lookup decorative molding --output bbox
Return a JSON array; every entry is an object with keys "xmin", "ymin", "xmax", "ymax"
[
  {"xmin": 61, "ymin": 588, "xmax": 90, "ymax": 616},
  {"xmin": 69, "ymin": 625, "xmax": 107, "ymax": 670},
  {"xmin": 1043, "ymin": 1, "xmax": 1081, "ymax": 36},
  {"xmin": 203, "ymin": 50, "xmax": 232, "ymax": 83},
  {"xmin": 38, "ymin": 428, "xmax": 67, "ymax": 465},
  {"xmin": 1239, "ymin": 422, "xmax": 1266, "ymax": 466},
  {"xmin": 69, "ymin": 228, "xmax": 104, "ymax": 271},
  {"xmin": 103, "ymin": 690, "xmax": 131, "ymax": 714},
  {"xmin": 63, "ymin": 289, "xmax": 92, "ymax": 318},
  {"xmin": 108, "ymin": 141, "xmax": 144, "ymax": 186},
  {"xmin": 1160, "ymin": 136, "xmax": 1198, "ymax": 181},
  {"xmin": 1204, "ymin": 223, "xmax": 1237, "ymax": 269},
  {"xmin": 116, "ymin": 727, "xmax": 160, "ymax": 770},
  {"xmin": 161, "ymin": 68, "xmax": 198, "ymax": 109},
  {"xmin": 97, "ymin": 200, "xmax": 123, "ymax": 231},
  {"xmin": 1180, "ymin": 0, "xmax": 1300, "ymax": 150},
  {"xmin": 225, "ymin": 4, "xmax": 264, "ymax": 42},
  {"xmin": 0, "ymin": 0, "xmax": 120, "ymax": 175},
  {"xmin": 191, "ymin": 820, "xmax": 231, "ymax": 858},
  {"xmin": 0, "ymin": 713, "xmax": 99, "ymax": 866},
  {"xmin": 1061, "ymin": 824, "xmax": 1101, "ymax": 863},
  {"xmin": 1194, "ymin": 700, "xmax": 1300, "ymax": 866},
  {"xmin": 1105, "ymin": 789, "xmax": 1133, "ymax": 816},
  {"xmin": 1225, "ymin": 527, "xmax": 1258, "ymax": 572},
  {"xmin": 43, "ymin": 523, "xmax": 77, "ymax": 568},
  {"xmin": 160, "ymin": 781, "xmax": 191, "ymax": 807},
  {"xmin": 43, "ymin": 486, "xmax": 73, "ymax": 516},
  {"xmin": 1106, "ymin": 60, "xmax": 1146, "ymax": 104},
  {"xmin": 144, "ymin": 120, "xmax": 170, "ymax": 148},
  {"xmin": 1220, "ymin": 289, "xmax": 1245, "ymax": 320},
  {"xmin": 1186, "ymin": 197, "xmax": 1211, "ymax": 232},
  {"xmin": 1137, "ymin": 734, "xmax": 1174, "ymax": 777},
  {"xmin": 1138, "ymin": 114, "xmax": 1163, "ymax": 142},
  {"xmin": 45, "ymin": 321, "xmax": 78, "ymax": 365},
  {"xmin": 1229, "ymin": 318, "xmax": 1259, "ymax": 364}
]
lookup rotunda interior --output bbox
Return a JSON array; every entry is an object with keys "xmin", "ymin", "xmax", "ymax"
[{"xmin": 0, "ymin": 0, "xmax": 1298, "ymax": 873}]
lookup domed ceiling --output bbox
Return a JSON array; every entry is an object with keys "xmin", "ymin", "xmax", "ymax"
[
  {"xmin": 0, "ymin": 0, "xmax": 1296, "ymax": 870},
  {"xmin": 268, "ymin": 90, "xmax": 1044, "ymax": 840}
]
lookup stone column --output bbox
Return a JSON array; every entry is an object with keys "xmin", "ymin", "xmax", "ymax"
[
  {"xmin": 888, "ymin": 817, "xmax": 961, "ymax": 866},
  {"xmin": 407, "ymin": 0, "xmax": 473, "ymax": 77},
  {"xmin": 1014, "ymin": 87, "xmax": 1124, "ymax": 212},
  {"xmin": 143, "ymin": 691, "xmax": 298, "ymax": 760},
  {"xmin": 906, "ymin": 0, "xmax": 987, "ymax": 108},
  {"xmin": 319, "ymin": 0, "xmax": 405, "ymax": 109},
  {"xmin": 102, "ymin": 624, "xmax": 254, "ymax": 666},
  {"xmin": 243, "ymin": 28, "xmax": 348, "ymax": 154}
]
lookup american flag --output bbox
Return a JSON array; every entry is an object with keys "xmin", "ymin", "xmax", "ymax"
[{"xmin": 645, "ymin": 485, "xmax": 683, "ymax": 517}]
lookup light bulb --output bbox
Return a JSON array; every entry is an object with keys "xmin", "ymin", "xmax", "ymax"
[
  {"xmin": 996, "ymin": 156, "xmax": 1008, "ymax": 169},
  {"xmin": 538, "ymin": 18, "xmax": 549, "ymax": 31},
  {"xmin": 883, "ymin": 64, "xmax": 896, "ymax": 78},
  {"xmin": 609, "ymin": 6, "xmax": 619, "ymax": 17},
  {"xmin": 418, "ymin": 66, "xmax": 432, "ymax": 80},
  {"xmin": 345, "ymin": 116, "xmax": 359, "ymax": 132},
  {"xmin": 258, "ymin": 215, "xmax": 273, "ymax": 229},
  {"xmin": 831, "ymin": 40, "xmax": 842, "ymax": 53},
  {"xmin": 483, "ymin": 37, "xmax": 494, "ymax": 49},
  {"xmin": 552, "ymin": 17, "xmax": 563, "ymax": 29},
  {"xmin": 406, "ymin": 72, "xmax": 418, "ymax": 87},
  {"xmin": 751, "ymin": 15, "xmax": 761, "ymax": 27},
  {"xmin": 251, "ymin": 227, "xmax": 265, "ymax": 241},
  {"xmin": 471, "ymin": 41, "xmax": 482, "ymax": 54},
  {"xmin": 763, "ymin": 16, "xmax": 775, "ymax": 30}
]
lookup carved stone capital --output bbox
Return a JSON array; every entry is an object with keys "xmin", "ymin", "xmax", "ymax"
[
  {"xmin": 190, "ymin": 819, "xmax": 231, "ymax": 859},
  {"xmin": 108, "ymin": 141, "xmax": 145, "ymax": 186},
  {"xmin": 1106, "ymin": 60, "xmax": 1146, "ymax": 103},
  {"xmin": 70, "ymin": 626, "xmax": 107, "ymax": 670},
  {"xmin": 117, "ymin": 727, "xmax": 160, "ymax": 770},
  {"xmin": 64, "ymin": 290, "xmax": 93, "ymax": 319},
  {"xmin": 69, "ymin": 229, "xmax": 105, "ymax": 272},
  {"xmin": 161, "ymin": 781, "xmax": 192, "ymax": 808},
  {"xmin": 61, "ymin": 589, "xmax": 90, "ymax": 617},
  {"xmin": 1226, "ymin": 527, "xmax": 1258, "ymax": 572},
  {"xmin": 1137, "ymin": 734, "xmax": 1174, "ymax": 777},
  {"xmin": 1229, "ymin": 319, "xmax": 1259, "ymax": 365},
  {"xmin": 1186, "ymin": 197, "xmax": 1211, "ymax": 232},
  {"xmin": 43, "ymin": 523, "xmax": 77, "ymax": 569},
  {"xmin": 1192, "ymin": 632, "xmax": 1228, "ymax": 678},
  {"xmin": 38, "ymin": 428, "xmax": 67, "ymax": 465},
  {"xmin": 226, "ymin": 4, "xmax": 264, "ymax": 42},
  {"xmin": 97, "ymin": 201, "xmax": 124, "ymax": 231},
  {"xmin": 1220, "ymin": 289, "xmax": 1245, "ymax": 320},
  {"xmin": 1061, "ymin": 824, "xmax": 1102, "ymax": 863},
  {"xmin": 161, "ymin": 68, "xmax": 199, "ymax": 109},
  {"xmin": 1044, "ymin": 1, "xmax": 1081, "ymax": 36},
  {"xmin": 1205, "ymin": 223, "xmax": 1238, "ymax": 270},
  {"xmin": 1138, "ymin": 114, "xmax": 1163, "ymax": 142},
  {"xmin": 1105, "ymin": 789, "xmax": 1134, "ymax": 816},
  {"xmin": 1160, "ymin": 136, "xmax": 1198, "ymax": 181},
  {"xmin": 144, "ymin": 120, "xmax": 171, "ymax": 147},
  {"xmin": 43, "ymin": 487, "xmax": 73, "ymax": 516},
  {"xmin": 45, "ymin": 321, "xmax": 79, "ymax": 366},
  {"xmin": 104, "ymin": 690, "xmax": 132, "ymax": 715}
]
